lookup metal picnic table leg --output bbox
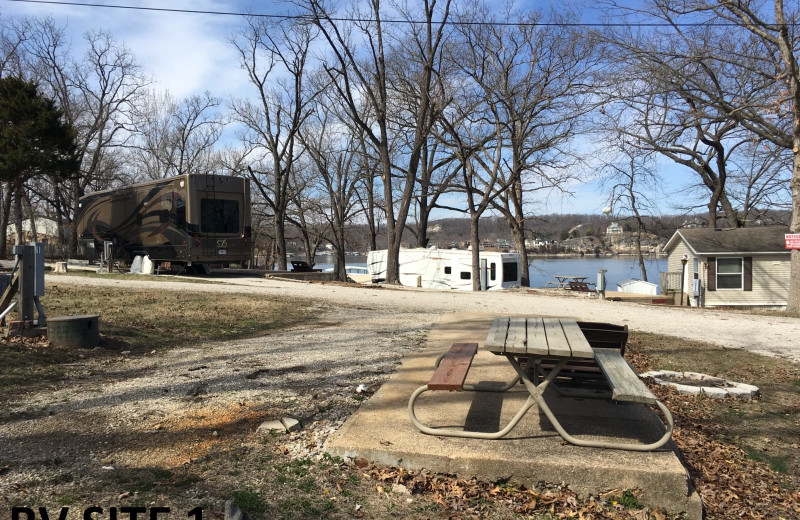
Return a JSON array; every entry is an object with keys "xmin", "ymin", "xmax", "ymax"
[
  {"xmin": 407, "ymin": 359, "xmax": 568, "ymax": 440},
  {"xmin": 508, "ymin": 356, "xmax": 675, "ymax": 452}
]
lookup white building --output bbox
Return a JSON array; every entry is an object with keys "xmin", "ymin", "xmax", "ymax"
[{"xmin": 606, "ymin": 222, "xmax": 623, "ymax": 235}]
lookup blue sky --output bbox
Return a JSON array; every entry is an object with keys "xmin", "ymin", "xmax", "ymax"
[{"xmin": 0, "ymin": 0, "xmax": 699, "ymax": 217}]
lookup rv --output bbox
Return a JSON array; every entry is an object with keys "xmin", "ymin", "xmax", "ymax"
[
  {"xmin": 76, "ymin": 174, "xmax": 251, "ymax": 271},
  {"xmin": 367, "ymin": 249, "xmax": 521, "ymax": 290}
]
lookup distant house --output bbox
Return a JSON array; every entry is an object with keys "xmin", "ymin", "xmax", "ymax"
[
  {"xmin": 606, "ymin": 222, "xmax": 623, "ymax": 235},
  {"xmin": 5, "ymin": 217, "xmax": 60, "ymax": 244},
  {"xmin": 662, "ymin": 227, "xmax": 790, "ymax": 309}
]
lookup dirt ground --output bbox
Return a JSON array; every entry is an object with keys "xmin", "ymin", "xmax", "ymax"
[{"xmin": 1, "ymin": 273, "xmax": 798, "ymax": 519}]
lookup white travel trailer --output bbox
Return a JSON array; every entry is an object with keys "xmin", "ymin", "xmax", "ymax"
[{"xmin": 367, "ymin": 249, "xmax": 521, "ymax": 290}]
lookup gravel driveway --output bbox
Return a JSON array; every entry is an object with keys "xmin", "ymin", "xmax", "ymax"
[{"xmin": 51, "ymin": 273, "xmax": 800, "ymax": 361}]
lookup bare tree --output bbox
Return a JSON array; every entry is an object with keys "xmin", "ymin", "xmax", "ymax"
[
  {"xmin": 601, "ymin": 143, "xmax": 662, "ymax": 281},
  {"xmin": 701, "ymin": 0, "xmax": 800, "ymax": 312},
  {"xmin": 305, "ymin": 0, "xmax": 450, "ymax": 283},
  {"xmin": 462, "ymin": 7, "xmax": 596, "ymax": 286},
  {"xmin": 299, "ymin": 94, "xmax": 364, "ymax": 280},
  {"xmin": 605, "ymin": 0, "xmax": 800, "ymax": 311},
  {"xmin": 131, "ymin": 90, "xmax": 224, "ymax": 180},
  {"xmin": 597, "ymin": 17, "xmax": 762, "ymax": 228},
  {"xmin": 231, "ymin": 16, "xmax": 318, "ymax": 271},
  {"xmin": 728, "ymin": 139, "xmax": 792, "ymax": 221}
]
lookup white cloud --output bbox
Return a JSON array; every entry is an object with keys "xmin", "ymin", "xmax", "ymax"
[{"xmin": 3, "ymin": 0, "xmax": 255, "ymax": 100}]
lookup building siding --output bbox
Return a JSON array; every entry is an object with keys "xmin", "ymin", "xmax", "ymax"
[
  {"xmin": 700, "ymin": 254, "xmax": 789, "ymax": 307},
  {"xmin": 666, "ymin": 240, "xmax": 697, "ymax": 296},
  {"xmin": 665, "ymin": 233, "xmax": 789, "ymax": 308}
]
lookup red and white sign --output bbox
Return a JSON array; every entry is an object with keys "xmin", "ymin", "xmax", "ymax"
[{"xmin": 787, "ymin": 234, "xmax": 800, "ymax": 250}]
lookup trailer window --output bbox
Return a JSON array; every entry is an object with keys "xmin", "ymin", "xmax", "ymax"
[
  {"xmin": 175, "ymin": 198, "xmax": 186, "ymax": 229},
  {"xmin": 201, "ymin": 199, "xmax": 239, "ymax": 233},
  {"xmin": 490, "ymin": 262, "xmax": 496, "ymax": 281},
  {"xmin": 460, "ymin": 271, "xmax": 471, "ymax": 280},
  {"xmin": 444, "ymin": 266, "xmax": 451, "ymax": 274},
  {"xmin": 502, "ymin": 261, "xmax": 518, "ymax": 282}
]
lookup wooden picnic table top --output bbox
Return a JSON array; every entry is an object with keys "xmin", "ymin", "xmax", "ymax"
[
  {"xmin": 554, "ymin": 275, "xmax": 588, "ymax": 282},
  {"xmin": 485, "ymin": 316, "xmax": 595, "ymax": 359}
]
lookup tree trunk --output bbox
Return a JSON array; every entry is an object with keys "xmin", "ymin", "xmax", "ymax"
[
  {"xmin": 509, "ymin": 224, "xmax": 530, "ymax": 287},
  {"xmin": 366, "ymin": 175, "xmax": 378, "ymax": 252},
  {"xmin": 274, "ymin": 210, "xmax": 287, "ymax": 271},
  {"xmin": 334, "ymin": 225, "xmax": 346, "ymax": 282},
  {"xmin": 416, "ymin": 204, "xmax": 430, "ymax": 249},
  {"xmin": 66, "ymin": 181, "xmax": 82, "ymax": 257},
  {"xmin": 0, "ymin": 182, "xmax": 11, "ymax": 258},
  {"xmin": 636, "ymin": 223, "xmax": 647, "ymax": 282},
  {"xmin": 14, "ymin": 182, "xmax": 24, "ymax": 246},
  {"xmin": 787, "ymin": 128, "xmax": 800, "ymax": 313},
  {"xmin": 381, "ymin": 142, "xmax": 399, "ymax": 284},
  {"xmin": 24, "ymin": 190, "xmax": 37, "ymax": 242},
  {"xmin": 470, "ymin": 213, "xmax": 480, "ymax": 291}
]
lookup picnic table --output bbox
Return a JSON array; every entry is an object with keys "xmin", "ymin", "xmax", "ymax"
[
  {"xmin": 545, "ymin": 275, "xmax": 589, "ymax": 289},
  {"xmin": 408, "ymin": 316, "xmax": 674, "ymax": 451}
]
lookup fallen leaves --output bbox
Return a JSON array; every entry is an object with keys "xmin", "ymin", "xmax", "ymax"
[{"xmin": 356, "ymin": 462, "xmax": 668, "ymax": 519}]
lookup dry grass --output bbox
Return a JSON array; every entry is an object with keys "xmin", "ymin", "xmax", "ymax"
[{"xmin": 42, "ymin": 283, "xmax": 315, "ymax": 351}]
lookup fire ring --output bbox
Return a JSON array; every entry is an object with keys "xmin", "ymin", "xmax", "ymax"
[{"xmin": 640, "ymin": 370, "xmax": 759, "ymax": 399}]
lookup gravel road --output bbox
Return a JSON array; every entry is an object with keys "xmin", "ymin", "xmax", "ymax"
[
  {"xmin": 1, "ymin": 272, "xmax": 796, "ymax": 513},
  {"xmin": 50, "ymin": 273, "xmax": 800, "ymax": 361}
]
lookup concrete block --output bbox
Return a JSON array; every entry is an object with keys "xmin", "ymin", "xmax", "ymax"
[
  {"xmin": 281, "ymin": 417, "xmax": 301, "ymax": 432},
  {"xmin": 324, "ymin": 312, "xmax": 703, "ymax": 519},
  {"xmin": 257, "ymin": 420, "xmax": 286, "ymax": 434},
  {"xmin": 701, "ymin": 387, "xmax": 728, "ymax": 398},
  {"xmin": 672, "ymin": 384, "xmax": 702, "ymax": 395}
]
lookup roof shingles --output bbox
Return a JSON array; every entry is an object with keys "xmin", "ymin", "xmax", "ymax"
[{"xmin": 669, "ymin": 227, "xmax": 790, "ymax": 254}]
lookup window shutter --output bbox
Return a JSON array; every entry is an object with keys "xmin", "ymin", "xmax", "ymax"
[
  {"xmin": 743, "ymin": 257, "xmax": 752, "ymax": 291},
  {"xmin": 707, "ymin": 257, "xmax": 716, "ymax": 291}
]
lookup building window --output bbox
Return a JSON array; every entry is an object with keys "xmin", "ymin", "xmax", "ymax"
[
  {"xmin": 717, "ymin": 257, "xmax": 743, "ymax": 289},
  {"xmin": 460, "ymin": 271, "xmax": 471, "ymax": 280}
]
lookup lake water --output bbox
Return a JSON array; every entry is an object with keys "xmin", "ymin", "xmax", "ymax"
[{"xmin": 308, "ymin": 254, "xmax": 667, "ymax": 293}]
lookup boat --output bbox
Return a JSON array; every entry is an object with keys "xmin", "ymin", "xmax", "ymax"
[
  {"xmin": 367, "ymin": 248, "xmax": 521, "ymax": 290},
  {"xmin": 323, "ymin": 265, "xmax": 370, "ymax": 283}
]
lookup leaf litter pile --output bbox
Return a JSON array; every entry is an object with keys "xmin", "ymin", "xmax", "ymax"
[{"xmin": 349, "ymin": 457, "xmax": 667, "ymax": 519}]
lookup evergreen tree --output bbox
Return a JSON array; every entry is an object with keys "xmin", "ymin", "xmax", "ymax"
[
  {"xmin": 0, "ymin": 76, "xmax": 79, "ymax": 254},
  {"xmin": 0, "ymin": 76, "xmax": 79, "ymax": 183}
]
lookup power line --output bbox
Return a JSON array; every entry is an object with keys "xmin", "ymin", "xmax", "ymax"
[{"xmin": 2, "ymin": 0, "xmax": 797, "ymax": 27}]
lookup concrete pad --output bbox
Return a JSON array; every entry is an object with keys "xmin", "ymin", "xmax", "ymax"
[{"xmin": 324, "ymin": 312, "xmax": 702, "ymax": 518}]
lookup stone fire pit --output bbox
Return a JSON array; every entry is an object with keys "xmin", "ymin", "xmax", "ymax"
[{"xmin": 640, "ymin": 370, "xmax": 759, "ymax": 399}]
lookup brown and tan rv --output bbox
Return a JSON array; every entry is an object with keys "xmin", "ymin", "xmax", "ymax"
[{"xmin": 76, "ymin": 174, "xmax": 252, "ymax": 270}]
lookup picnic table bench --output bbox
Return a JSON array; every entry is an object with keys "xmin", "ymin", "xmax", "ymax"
[
  {"xmin": 408, "ymin": 316, "xmax": 673, "ymax": 451},
  {"xmin": 567, "ymin": 281, "xmax": 596, "ymax": 293},
  {"xmin": 291, "ymin": 260, "xmax": 322, "ymax": 272},
  {"xmin": 545, "ymin": 275, "xmax": 589, "ymax": 289}
]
